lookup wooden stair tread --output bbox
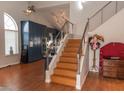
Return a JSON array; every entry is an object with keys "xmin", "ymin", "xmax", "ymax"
[
  {"xmin": 51, "ymin": 75, "xmax": 76, "ymax": 87},
  {"xmin": 64, "ymin": 47, "xmax": 78, "ymax": 50},
  {"xmin": 62, "ymin": 51, "xmax": 78, "ymax": 54},
  {"xmin": 54, "ymin": 68, "xmax": 76, "ymax": 78},
  {"xmin": 62, "ymin": 52, "xmax": 77, "ymax": 58},
  {"xmin": 64, "ymin": 48, "xmax": 78, "ymax": 52},
  {"xmin": 67, "ymin": 43, "xmax": 80, "ymax": 45},
  {"xmin": 66, "ymin": 43, "xmax": 80, "ymax": 47},
  {"xmin": 62, "ymin": 52, "xmax": 77, "ymax": 55},
  {"xmin": 60, "ymin": 57, "xmax": 77, "ymax": 62},
  {"xmin": 59, "ymin": 61, "xmax": 77, "ymax": 64},
  {"xmin": 67, "ymin": 39, "xmax": 81, "ymax": 47},
  {"xmin": 68, "ymin": 39, "xmax": 81, "ymax": 40},
  {"xmin": 56, "ymin": 63, "xmax": 77, "ymax": 71},
  {"xmin": 68, "ymin": 39, "xmax": 81, "ymax": 42}
]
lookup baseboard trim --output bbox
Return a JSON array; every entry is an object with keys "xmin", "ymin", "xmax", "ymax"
[
  {"xmin": 81, "ymin": 71, "xmax": 89, "ymax": 89},
  {"xmin": 0, "ymin": 61, "xmax": 20, "ymax": 69}
]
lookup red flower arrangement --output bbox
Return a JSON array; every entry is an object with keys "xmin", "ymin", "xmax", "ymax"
[
  {"xmin": 89, "ymin": 34, "xmax": 104, "ymax": 72},
  {"xmin": 89, "ymin": 34, "xmax": 104, "ymax": 50}
]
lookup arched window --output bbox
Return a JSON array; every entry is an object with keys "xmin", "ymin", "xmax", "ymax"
[{"xmin": 4, "ymin": 13, "xmax": 18, "ymax": 55}]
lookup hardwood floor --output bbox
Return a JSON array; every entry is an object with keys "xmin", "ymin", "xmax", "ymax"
[
  {"xmin": 0, "ymin": 60, "xmax": 75, "ymax": 91},
  {"xmin": 82, "ymin": 72, "xmax": 124, "ymax": 91},
  {"xmin": 0, "ymin": 60, "xmax": 124, "ymax": 91}
]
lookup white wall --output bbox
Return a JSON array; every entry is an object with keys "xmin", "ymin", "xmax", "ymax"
[
  {"xmin": 31, "ymin": 1, "xmax": 69, "ymax": 9},
  {"xmin": 0, "ymin": 1, "xmax": 51, "ymax": 68},
  {"xmin": 69, "ymin": 1, "xmax": 84, "ymax": 38},
  {"xmin": 69, "ymin": 1, "xmax": 109, "ymax": 38},
  {"xmin": 88, "ymin": 8, "xmax": 124, "ymax": 71},
  {"xmin": 88, "ymin": 1, "xmax": 124, "ymax": 32}
]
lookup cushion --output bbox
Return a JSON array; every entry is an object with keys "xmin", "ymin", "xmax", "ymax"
[{"xmin": 110, "ymin": 57, "xmax": 120, "ymax": 60}]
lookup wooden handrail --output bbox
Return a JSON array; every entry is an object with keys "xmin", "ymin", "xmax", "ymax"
[
  {"xmin": 77, "ymin": 19, "xmax": 89, "ymax": 54},
  {"xmin": 46, "ymin": 20, "xmax": 74, "ymax": 70},
  {"xmin": 77, "ymin": 19, "xmax": 89, "ymax": 74}
]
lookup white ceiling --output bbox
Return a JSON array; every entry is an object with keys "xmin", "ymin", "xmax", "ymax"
[
  {"xmin": 31, "ymin": 1, "xmax": 70, "ymax": 9},
  {"xmin": 18, "ymin": 1, "xmax": 70, "ymax": 29},
  {"xmin": 40, "ymin": 3, "xmax": 69, "ymax": 29}
]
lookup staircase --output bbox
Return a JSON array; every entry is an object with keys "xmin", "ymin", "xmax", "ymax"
[
  {"xmin": 45, "ymin": 1, "xmax": 124, "ymax": 90},
  {"xmin": 51, "ymin": 39, "xmax": 81, "ymax": 87}
]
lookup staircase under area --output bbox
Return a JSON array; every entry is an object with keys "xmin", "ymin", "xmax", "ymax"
[{"xmin": 51, "ymin": 39, "xmax": 81, "ymax": 87}]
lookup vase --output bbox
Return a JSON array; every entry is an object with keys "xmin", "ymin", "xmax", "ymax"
[{"xmin": 91, "ymin": 50, "xmax": 98, "ymax": 72}]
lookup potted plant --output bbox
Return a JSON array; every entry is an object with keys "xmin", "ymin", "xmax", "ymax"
[{"xmin": 89, "ymin": 34, "xmax": 104, "ymax": 72}]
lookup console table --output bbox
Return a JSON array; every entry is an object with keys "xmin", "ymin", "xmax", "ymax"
[{"xmin": 103, "ymin": 59, "xmax": 124, "ymax": 79}]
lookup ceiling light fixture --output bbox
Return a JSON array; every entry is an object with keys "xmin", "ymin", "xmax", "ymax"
[
  {"xmin": 78, "ymin": 1, "xmax": 83, "ymax": 10},
  {"xmin": 81, "ymin": 0, "xmax": 87, "ymax": 3},
  {"xmin": 26, "ymin": 7, "xmax": 32, "ymax": 13},
  {"xmin": 23, "ymin": 1, "xmax": 36, "ymax": 16},
  {"xmin": 77, "ymin": 0, "xmax": 87, "ymax": 10}
]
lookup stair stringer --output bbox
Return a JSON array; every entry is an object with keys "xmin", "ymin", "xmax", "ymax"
[
  {"xmin": 45, "ymin": 34, "xmax": 70, "ymax": 83},
  {"xmin": 76, "ymin": 41, "xmax": 89, "ymax": 90}
]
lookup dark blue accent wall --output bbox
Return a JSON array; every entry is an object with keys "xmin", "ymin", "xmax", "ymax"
[
  {"xmin": 21, "ymin": 21, "xmax": 46, "ymax": 63},
  {"xmin": 21, "ymin": 20, "xmax": 59, "ymax": 63}
]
